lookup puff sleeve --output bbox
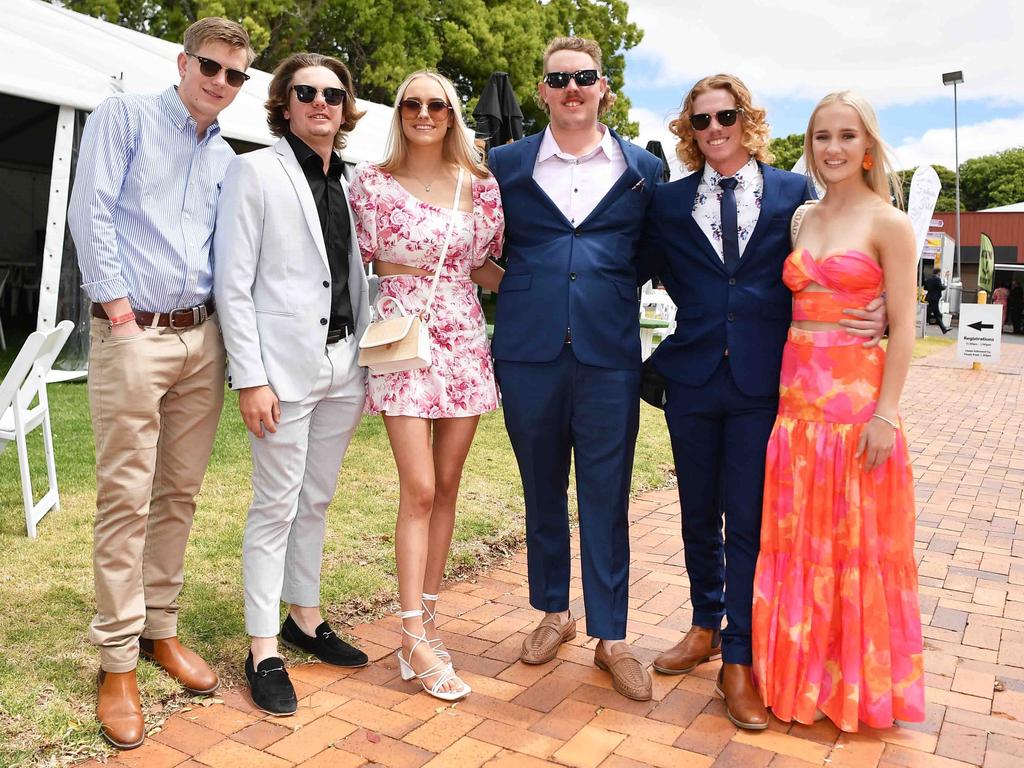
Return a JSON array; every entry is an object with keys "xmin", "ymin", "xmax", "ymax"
[{"xmin": 348, "ymin": 163, "xmax": 379, "ymax": 265}]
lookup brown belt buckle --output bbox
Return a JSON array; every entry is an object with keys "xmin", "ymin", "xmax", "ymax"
[{"xmin": 169, "ymin": 304, "xmax": 206, "ymax": 329}]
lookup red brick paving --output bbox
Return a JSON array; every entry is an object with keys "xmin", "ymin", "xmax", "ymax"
[{"xmin": 93, "ymin": 341, "xmax": 1024, "ymax": 767}]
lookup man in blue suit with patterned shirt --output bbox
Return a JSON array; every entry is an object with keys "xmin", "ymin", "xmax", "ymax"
[
  {"xmin": 488, "ymin": 36, "xmax": 663, "ymax": 701},
  {"xmin": 642, "ymin": 74, "xmax": 883, "ymax": 729}
]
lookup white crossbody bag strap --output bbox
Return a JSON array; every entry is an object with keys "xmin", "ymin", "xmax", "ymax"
[{"xmin": 420, "ymin": 167, "xmax": 465, "ymax": 321}]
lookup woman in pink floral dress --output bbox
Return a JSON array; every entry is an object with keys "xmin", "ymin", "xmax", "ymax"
[{"xmin": 348, "ymin": 70, "xmax": 504, "ymax": 701}]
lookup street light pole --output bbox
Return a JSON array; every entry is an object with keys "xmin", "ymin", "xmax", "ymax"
[{"xmin": 943, "ymin": 70, "xmax": 964, "ymax": 281}]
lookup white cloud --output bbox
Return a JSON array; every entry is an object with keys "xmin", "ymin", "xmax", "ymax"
[
  {"xmin": 891, "ymin": 114, "xmax": 1024, "ymax": 168},
  {"xmin": 626, "ymin": 0, "xmax": 1024, "ymax": 108}
]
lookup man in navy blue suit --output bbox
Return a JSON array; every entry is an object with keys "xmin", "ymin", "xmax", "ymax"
[
  {"xmin": 488, "ymin": 37, "xmax": 663, "ymax": 701},
  {"xmin": 642, "ymin": 74, "xmax": 884, "ymax": 728}
]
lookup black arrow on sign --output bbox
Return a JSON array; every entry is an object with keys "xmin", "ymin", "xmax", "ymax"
[{"xmin": 968, "ymin": 321, "xmax": 994, "ymax": 331}]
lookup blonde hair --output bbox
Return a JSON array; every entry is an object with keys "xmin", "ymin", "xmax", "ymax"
[
  {"xmin": 378, "ymin": 70, "xmax": 488, "ymax": 179},
  {"xmin": 669, "ymin": 74, "xmax": 773, "ymax": 172},
  {"xmin": 805, "ymin": 91, "xmax": 903, "ymax": 207},
  {"xmin": 183, "ymin": 17, "xmax": 255, "ymax": 67},
  {"xmin": 535, "ymin": 36, "xmax": 616, "ymax": 118}
]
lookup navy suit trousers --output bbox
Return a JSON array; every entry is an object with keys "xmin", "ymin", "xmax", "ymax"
[
  {"xmin": 496, "ymin": 346, "xmax": 640, "ymax": 640},
  {"xmin": 664, "ymin": 358, "xmax": 778, "ymax": 665}
]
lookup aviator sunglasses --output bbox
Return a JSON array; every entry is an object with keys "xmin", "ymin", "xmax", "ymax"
[
  {"xmin": 399, "ymin": 98, "xmax": 453, "ymax": 119},
  {"xmin": 543, "ymin": 69, "xmax": 600, "ymax": 88},
  {"xmin": 292, "ymin": 84, "xmax": 347, "ymax": 106},
  {"xmin": 689, "ymin": 108, "xmax": 744, "ymax": 131},
  {"xmin": 186, "ymin": 52, "xmax": 250, "ymax": 88}
]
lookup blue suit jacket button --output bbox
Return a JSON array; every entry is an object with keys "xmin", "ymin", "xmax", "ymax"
[
  {"xmin": 727, "ymin": 313, "xmax": 736, "ymax": 322},
  {"xmin": 729, "ymin": 278, "xmax": 736, "ymax": 286},
  {"xmin": 570, "ymin": 272, "xmax": 577, "ymax": 280}
]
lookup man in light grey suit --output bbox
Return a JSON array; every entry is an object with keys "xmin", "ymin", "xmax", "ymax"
[{"xmin": 214, "ymin": 52, "xmax": 371, "ymax": 716}]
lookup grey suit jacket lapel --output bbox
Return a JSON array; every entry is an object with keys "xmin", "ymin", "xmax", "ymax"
[{"xmin": 275, "ymin": 137, "xmax": 330, "ymax": 272}]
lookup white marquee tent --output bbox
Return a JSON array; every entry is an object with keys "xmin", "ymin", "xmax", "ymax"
[{"xmin": 0, "ymin": 0, "xmax": 393, "ymax": 374}]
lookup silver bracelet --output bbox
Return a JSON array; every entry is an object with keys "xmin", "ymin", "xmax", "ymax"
[{"xmin": 871, "ymin": 413, "xmax": 899, "ymax": 430}]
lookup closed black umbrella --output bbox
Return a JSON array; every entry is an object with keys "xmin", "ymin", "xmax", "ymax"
[
  {"xmin": 473, "ymin": 72, "xmax": 524, "ymax": 151},
  {"xmin": 645, "ymin": 140, "xmax": 672, "ymax": 182}
]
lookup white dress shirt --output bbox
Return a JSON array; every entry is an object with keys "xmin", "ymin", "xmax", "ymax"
[
  {"xmin": 691, "ymin": 156, "xmax": 763, "ymax": 261},
  {"xmin": 533, "ymin": 125, "xmax": 626, "ymax": 225}
]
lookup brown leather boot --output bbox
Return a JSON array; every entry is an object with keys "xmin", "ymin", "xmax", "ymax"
[
  {"xmin": 97, "ymin": 669, "xmax": 144, "ymax": 749},
  {"xmin": 652, "ymin": 626, "xmax": 721, "ymax": 675},
  {"xmin": 139, "ymin": 636, "xmax": 219, "ymax": 695},
  {"xmin": 715, "ymin": 663, "xmax": 768, "ymax": 730}
]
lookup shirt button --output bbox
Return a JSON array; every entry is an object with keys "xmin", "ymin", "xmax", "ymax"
[
  {"xmin": 320, "ymin": 318, "xmax": 328, "ymax": 325},
  {"xmin": 574, "ymin": 230, "xmax": 581, "ymax": 237},
  {"xmin": 323, "ymin": 281, "xmax": 330, "ymax": 288},
  {"xmin": 570, "ymin": 272, "xmax": 577, "ymax": 280},
  {"xmin": 728, "ymin": 278, "xmax": 736, "ymax": 286},
  {"xmin": 727, "ymin": 313, "xmax": 736, "ymax": 322}
]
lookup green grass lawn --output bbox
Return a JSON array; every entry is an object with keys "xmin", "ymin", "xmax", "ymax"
[{"xmin": 0, "ymin": 336, "xmax": 674, "ymax": 767}]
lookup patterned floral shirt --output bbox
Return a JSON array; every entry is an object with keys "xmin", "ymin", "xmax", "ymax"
[{"xmin": 691, "ymin": 155, "xmax": 763, "ymax": 261}]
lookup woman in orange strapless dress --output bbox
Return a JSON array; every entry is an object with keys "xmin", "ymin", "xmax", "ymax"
[{"xmin": 751, "ymin": 92, "xmax": 925, "ymax": 732}]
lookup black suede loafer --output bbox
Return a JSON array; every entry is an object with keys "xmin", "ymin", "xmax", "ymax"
[
  {"xmin": 280, "ymin": 615, "xmax": 369, "ymax": 668},
  {"xmin": 244, "ymin": 652, "xmax": 297, "ymax": 716}
]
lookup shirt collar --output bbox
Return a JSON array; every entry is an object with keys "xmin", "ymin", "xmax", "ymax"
[
  {"xmin": 161, "ymin": 86, "xmax": 221, "ymax": 139},
  {"xmin": 286, "ymin": 131, "xmax": 343, "ymax": 177},
  {"xmin": 701, "ymin": 155, "xmax": 759, "ymax": 190},
  {"xmin": 537, "ymin": 123, "xmax": 615, "ymax": 164}
]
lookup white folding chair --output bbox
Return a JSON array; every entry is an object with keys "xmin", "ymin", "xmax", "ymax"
[{"xmin": 0, "ymin": 320, "xmax": 74, "ymax": 537}]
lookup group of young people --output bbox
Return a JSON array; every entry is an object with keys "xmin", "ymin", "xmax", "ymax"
[{"xmin": 67, "ymin": 16, "xmax": 924, "ymax": 751}]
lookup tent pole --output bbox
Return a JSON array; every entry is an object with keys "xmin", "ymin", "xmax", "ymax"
[{"xmin": 37, "ymin": 105, "xmax": 75, "ymax": 332}]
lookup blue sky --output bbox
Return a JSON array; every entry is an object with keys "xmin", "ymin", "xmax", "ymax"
[{"xmin": 622, "ymin": 0, "xmax": 1023, "ymax": 177}]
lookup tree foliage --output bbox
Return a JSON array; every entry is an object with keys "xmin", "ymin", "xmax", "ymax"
[
  {"xmin": 65, "ymin": 0, "xmax": 644, "ymax": 136},
  {"xmin": 767, "ymin": 133, "xmax": 804, "ymax": 172}
]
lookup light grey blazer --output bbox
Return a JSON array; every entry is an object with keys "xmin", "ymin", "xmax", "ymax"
[{"xmin": 214, "ymin": 137, "xmax": 370, "ymax": 402}]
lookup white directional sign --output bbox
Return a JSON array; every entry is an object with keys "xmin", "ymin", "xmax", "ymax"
[{"xmin": 956, "ymin": 304, "xmax": 1003, "ymax": 363}]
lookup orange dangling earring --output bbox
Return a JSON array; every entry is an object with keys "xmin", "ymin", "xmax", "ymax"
[{"xmin": 862, "ymin": 150, "xmax": 874, "ymax": 171}]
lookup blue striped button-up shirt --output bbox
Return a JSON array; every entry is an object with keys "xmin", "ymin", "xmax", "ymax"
[{"xmin": 69, "ymin": 86, "xmax": 236, "ymax": 311}]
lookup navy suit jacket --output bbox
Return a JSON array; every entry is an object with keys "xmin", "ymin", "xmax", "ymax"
[
  {"xmin": 644, "ymin": 162, "xmax": 813, "ymax": 397},
  {"xmin": 490, "ymin": 128, "xmax": 664, "ymax": 370}
]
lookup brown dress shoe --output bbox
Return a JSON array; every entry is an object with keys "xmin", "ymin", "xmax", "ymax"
[
  {"xmin": 97, "ymin": 669, "xmax": 145, "ymax": 750},
  {"xmin": 594, "ymin": 642, "xmax": 653, "ymax": 701},
  {"xmin": 520, "ymin": 612, "xmax": 576, "ymax": 665},
  {"xmin": 715, "ymin": 663, "xmax": 768, "ymax": 730},
  {"xmin": 139, "ymin": 636, "xmax": 220, "ymax": 695},
  {"xmin": 652, "ymin": 626, "xmax": 721, "ymax": 675}
]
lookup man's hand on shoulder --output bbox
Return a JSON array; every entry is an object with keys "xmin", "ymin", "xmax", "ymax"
[{"xmin": 239, "ymin": 385, "xmax": 280, "ymax": 438}]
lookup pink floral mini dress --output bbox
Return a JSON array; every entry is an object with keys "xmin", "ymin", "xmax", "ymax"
[{"xmin": 348, "ymin": 163, "xmax": 504, "ymax": 418}]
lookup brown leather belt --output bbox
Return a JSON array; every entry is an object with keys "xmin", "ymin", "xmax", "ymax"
[{"xmin": 91, "ymin": 299, "xmax": 215, "ymax": 329}]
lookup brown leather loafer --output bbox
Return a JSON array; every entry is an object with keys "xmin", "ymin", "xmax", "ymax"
[
  {"xmin": 521, "ymin": 612, "xmax": 576, "ymax": 665},
  {"xmin": 594, "ymin": 642, "xmax": 653, "ymax": 701},
  {"xmin": 139, "ymin": 636, "xmax": 219, "ymax": 695},
  {"xmin": 715, "ymin": 663, "xmax": 768, "ymax": 730},
  {"xmin": 97, "ymin": 669, "xmax": 145, "ymax": 750},
  {"xmin": 652, "ymin": 625, "xmax": 722, "ymax": 675}
]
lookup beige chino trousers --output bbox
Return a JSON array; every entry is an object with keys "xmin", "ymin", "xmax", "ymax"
[{"xmin": 87, "ymin": 316, "xmax": 224, "ymax": 672}]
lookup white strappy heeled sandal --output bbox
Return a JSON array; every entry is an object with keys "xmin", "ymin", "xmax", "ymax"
[
  {"xmin": 396, "ymin": 609, "xmax": 470, "ymax": 702},
  {"xmin": 421, "ymin": 593, "xmax": 451, "ymax": 664}
]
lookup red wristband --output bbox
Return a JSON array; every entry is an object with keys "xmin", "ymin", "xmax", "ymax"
[{"xmin": 109, "ymin": 312, "xmax": 137, "ymax": 327}]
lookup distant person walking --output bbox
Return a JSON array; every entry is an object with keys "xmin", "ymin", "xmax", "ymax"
[
  {"xmin": 924, "ymin": 268, "xmax": 950, "ymax": 334},
  {"xmin": 1009, "ymin": 279, "xmax": 1023, "ymax": 334}
]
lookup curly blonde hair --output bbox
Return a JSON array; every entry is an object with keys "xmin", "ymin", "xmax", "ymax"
[
  {"xmin": 804, "ymin": 91, "xmax": 904, "ymax": 207},
  {"xmin": 669, "ymin": 74, "xmax": 773, "ymax": 172}
]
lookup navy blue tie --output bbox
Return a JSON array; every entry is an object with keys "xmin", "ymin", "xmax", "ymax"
[{"xmin": 718, "ymin": 176, "xmax": 740, "ymax": 270}]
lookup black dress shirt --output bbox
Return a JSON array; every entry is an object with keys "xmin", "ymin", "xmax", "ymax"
[{"xmin": 285, "ymin": 131, "xmax": 353, "ymax": 338}]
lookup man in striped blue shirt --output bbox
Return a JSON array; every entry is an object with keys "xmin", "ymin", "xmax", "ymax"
[{"xmin": 67, "ymin": 17, "xmax": 254, "ymax": 751}]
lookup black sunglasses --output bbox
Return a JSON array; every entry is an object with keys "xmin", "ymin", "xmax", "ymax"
[
  {"xmin": 689, "ymin": 108, "xmax": 744, "ymax": 131},
  {"xmin": 292, "ymin": 84, "xmax": 347, "ymax": 107},
  {"xmin": 186, "ymin": 52, "xmax": 249, "ymax": 88},
  {"xmin": 399, "ymin": 98, "xmax": 452, "ymax": 119},
  {"xmin": 543, "ymin": 69, "xmax": 600, "ymax": 89}
]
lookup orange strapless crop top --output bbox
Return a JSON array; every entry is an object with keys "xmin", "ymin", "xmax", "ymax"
[{"xmin": 783, "ymin": 249, "xmax": 883, "ymax": 323}]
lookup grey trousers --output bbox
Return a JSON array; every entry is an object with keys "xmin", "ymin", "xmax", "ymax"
[{"xmin": 242, "ymin": 336, "xmax": 365, "ymax": 637}]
